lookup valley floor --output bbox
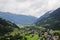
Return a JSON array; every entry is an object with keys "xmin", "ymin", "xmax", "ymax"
[{"xmin": 0, "ymin": 26, "xmax": 60, "ymax": 40}]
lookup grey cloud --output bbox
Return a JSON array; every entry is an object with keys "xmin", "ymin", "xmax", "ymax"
[
  {"xmin": 0, "ymin": 0, "xmax": 60, "ymax": 17},
  {"xmin": 15, "ymin": 0, "xmax": 27, "ymax": 2}
]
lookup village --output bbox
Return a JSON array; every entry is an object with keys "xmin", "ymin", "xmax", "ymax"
[{"xmin": 20, "ymin": 27, "xmax": 60, "ymax": 40}]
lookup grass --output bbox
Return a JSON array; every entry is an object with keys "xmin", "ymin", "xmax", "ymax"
[
  {"xmin": 53, "ymin": 30, "xmax": 60, "ymax": 34},
  {"xmin": 25, "ymin": 34, "xmax": 39, "ymax": 40}
]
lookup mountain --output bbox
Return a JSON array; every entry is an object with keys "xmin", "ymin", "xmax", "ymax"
[
  {"xmin": 35, "ymin": 8, "xmax": 60, "ymax": 30},
  {"xmin": 0, "ymin": 12, "xmax": 37, "ymax": 24},
  {"xmin": 0, "ymin": 18, "xmax": 19, "ymax": 35},
  {"xmin": 35, "ymin": 11, "xmax": 53, "ymax": 25}
]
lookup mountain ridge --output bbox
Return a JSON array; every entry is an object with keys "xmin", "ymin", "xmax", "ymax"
[
  {"xmin": 0, "ymin": 12, "xmax": 37, "ymax": 24},
  {"xmin": 35, "ymin": 8, "xmax": 60, "ymax": 30}
]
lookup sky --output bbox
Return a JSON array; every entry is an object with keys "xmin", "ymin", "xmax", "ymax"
[{"xmin": 0, "ymin": 0, "xmax": 60, "ymax": 18}]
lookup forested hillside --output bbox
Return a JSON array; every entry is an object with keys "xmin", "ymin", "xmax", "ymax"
[
  {"xmin": 0, "ymin": 18, "xmax": 21, "ymax": 40},
  {"xmin": 36, "ymin": 8, "xmax": 60, "ymax": 30}
]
